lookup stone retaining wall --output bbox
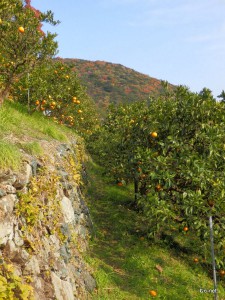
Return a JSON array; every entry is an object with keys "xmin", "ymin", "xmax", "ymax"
[{"xmin": 0, "ymin": 139, "xmax": 95, "ymax": 299}]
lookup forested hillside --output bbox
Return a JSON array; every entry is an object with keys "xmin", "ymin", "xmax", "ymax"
[{"xmin": 59, "ymin": 58, "xmax": 175, "ymax": 115}]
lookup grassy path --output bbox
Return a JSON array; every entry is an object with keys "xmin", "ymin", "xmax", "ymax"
[{"xmin": 85, "ymin": 161, "xmax": 225, "ymax": 300}]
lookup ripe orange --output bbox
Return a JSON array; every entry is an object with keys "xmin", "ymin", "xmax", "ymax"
[
  {"xmin": 219, "ymin": 270, "xmax": 225, "ymax": 276},
  {"xmin": 193, "ymin": 258, "xmax": 199, "ymax": 263},
  {"xmin": 42, "ymin": 100, "xmax": 46, "ymax": 105},
  {"xmin": 76, "ymin": 100, "xmax": 80, "ymax": 104},
  {"xmin": 35, "ymin": 100, "xmax": 40, "ymax": 105},
  {"xmin": 117, "ymin": 182, "xmax": 123, "ymax": 186},
  {"xmin": 156, "ymin": 184, "xmax": 161, "ymax": 191},
  {"xmin": 149, "ymin": 290, "xmax": 157, "ymax": 297},
  {"xmin": 18, "ymin": 26, "xmax": 25, "ymax": 33},
  {"xmin": 183, "ymin": 226, "xmax": 189, "ymax": 232},
  {"xmin": 151, "ymin": 132, "xmax": 157, "ymax": 138},
  {"xmin": 78, "ymin": 109, "xmax": 82, "ymax": 113}
]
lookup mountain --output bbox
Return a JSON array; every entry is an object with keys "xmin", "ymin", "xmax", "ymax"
[{"xmin": 58, "ymin": 58, "xmax": 175, "ymax": 115}]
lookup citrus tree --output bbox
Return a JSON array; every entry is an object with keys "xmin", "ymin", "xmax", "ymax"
[
  {"xmin": 0, "ymin": 0, "xmax": 58, "ymax": 104},
  {"xmin": 11, "ymin": 59, "xmax": 100, "ymax": 136},
  {"xmin": 88, "ymin": 85, "xmax": 225, "ymax": 268}
]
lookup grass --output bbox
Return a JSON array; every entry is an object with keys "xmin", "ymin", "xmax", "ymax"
[
  {"xmin": 0, "ymin": 141, "xmax": 22, "ymax": 171},
  {"xmin": 0, "ymin": 101, "xmax": 69, "ymax": 142},
  {"xmin": 17, "ymin": 141, "xmax": 43, "ymax": 156},
  {"xmin": 85, "ymin": 161, "xmax": 225, "ymax": 300},
  {"xmin": 0, "ymin": 100, "xmax": 77, "ymax": 170}
]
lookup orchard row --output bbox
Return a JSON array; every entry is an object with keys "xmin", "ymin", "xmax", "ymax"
[{"xmin": 88, "ymin": 85, "xmax": 225, "ymax": 269}]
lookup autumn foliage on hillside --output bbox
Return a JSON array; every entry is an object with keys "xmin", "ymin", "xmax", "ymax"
[{"xmin": 58, "ymin": 58, "xmax": 175, "ymax": 115}]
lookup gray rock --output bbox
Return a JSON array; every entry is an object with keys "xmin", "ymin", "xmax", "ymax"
[
  {"xmin": 83, "ymin": 271, "xmax": 96, "ymax": 292},
  {"xmin": 51, "ymin": 271, "xmax": 75, "ymax": 300},
  {"xmin": 60, "ymin": 244, "xmax": 71, "ymax": 264},
  {"xmin": 0, "ymin": 189, "xmax": 6, "ymax": 197},
  {"xmin": 49, "ymin": 234, "xmax": 60, "ymax": 253},
  {"xmin": 14, "ymin": 230, "xmax": 24, "ymax": 247},
  {"xmin": 13, "ymin": 163, "xmax": 32, "ymax": 189},
  {"xmin": 0, "ymin": 220, "xmax": 14, "ymax": 245},
  {"xmin": 4, "ymin": 185, "xmax": 16, "ymax": 194},
  {"xmin": 57, "ymin": 144, "xmax": 72, "ymax": 157},
  {"xmin": 0, "ymin": 194, "xmax": 16, "ymax": 215},
  {"xmin": 61, "ymin": 223, "xmax": 71, "ymax": 239},
  {"xmin": 0, "ymin": 171, "xmax": 17, "ymax": 184},
  {"xmin": 24, "ymin": 256, "xmax": 40, "ymax": 275},
  {"xmin": 61, "ymin": 196, "xmax": 75, "ymax": 223},
  {"xmin": 58, "ymin": 170, "xmax": 69, "ymax": 181},
  {"xmin": 30, "ymin": 159, "xmax": 42, "ymax": 176},
  {"xmin": 77, "ymin": 225, "xmax": 87, "ymax": 238}
]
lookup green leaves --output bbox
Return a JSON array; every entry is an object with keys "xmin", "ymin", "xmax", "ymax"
[
  {"xmin": 0, "ymin": 0, "xmax": 58, "ymax": 102},
  {"xmin": 89, "ymin": 84, "xmax": 225, "ymax": 267}
]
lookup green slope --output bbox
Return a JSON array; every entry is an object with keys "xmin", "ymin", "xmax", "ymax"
[{"xmin": 85, "ymin": 161, "xmax": 225, "ymax": 300}]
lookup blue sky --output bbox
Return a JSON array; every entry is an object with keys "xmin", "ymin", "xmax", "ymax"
[{"xmin": 32, "ymin": 0, "xmax": 225, "ymax": 98}]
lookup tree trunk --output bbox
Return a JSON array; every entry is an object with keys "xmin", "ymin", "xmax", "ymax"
[
  {"xmin": 134, "ymin": 177, "xmax": 139, "ymax": 203},
  {"xmin": 0, "ymin": 88, "xmax": 10, "ymax": 106}
]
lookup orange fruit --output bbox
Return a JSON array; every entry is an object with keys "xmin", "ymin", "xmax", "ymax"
[
  {"xmin": 183, "ymin": 226, "xmax": 189, "ymax": 232},
  {"xmin": 18, "ymin": 26, "xmax": 25, "ymax": 33},
  {"xmin": 149, "ymin": 290, "xmax": 157, "ymax": 297},
  {"xmin": 193, "ymin": 258, "xmax": 199, "ymax": 263},
  {"xmin": 156, "ymin": 184, "xmax": 161, "ymax": 191},
  {"xmin": 78, "ymin": 109, "xmax": 82, "ymax": 113},
  {"xmin": 35, "ymin": 100, "xmax": 40, "ymax": 105},
  {"xmin": 219, "ymin": 270, "xmax": 225, "ymax": 276},
  {"xmin": 42, "ymin": 100, "xmax": 46, "ymax": 105},
  {"xmin": 151, "ymin": 132, "xmax": 157, "ymax": 138},
  {"xmin": 117, "ymin": 182, "xmax": 123, "ymax": 186}
]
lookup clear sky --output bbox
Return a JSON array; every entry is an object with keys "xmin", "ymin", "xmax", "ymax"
[{"xmin": 31, "ymin": 0, "xmax": 225, "ymax": 98}]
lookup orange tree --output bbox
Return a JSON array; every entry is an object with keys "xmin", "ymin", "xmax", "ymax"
[
  {"xmin": 11, "ymin": 59, "xmax": 100, "ymax": 136},
  {"xmin": 0, "ymin": 0, "xmax": 58, "ymax": 104},
  {"xmin": 88, "ymin": 85, "xmax": 225, "ymax": 268}
]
